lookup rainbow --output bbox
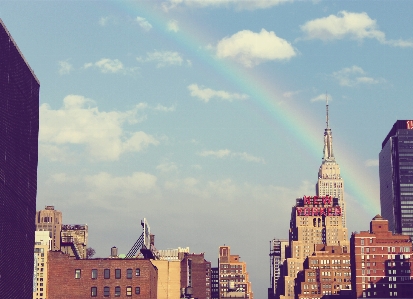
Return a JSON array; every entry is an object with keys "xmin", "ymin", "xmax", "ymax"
[{"xmin": 103, "ymin": 1, "xmax": 380, "ymax": 214}]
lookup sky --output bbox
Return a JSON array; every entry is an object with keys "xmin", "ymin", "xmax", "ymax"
[{"xmin": 2, "ymin": 0, "xmax": 413, "ymax": 297}]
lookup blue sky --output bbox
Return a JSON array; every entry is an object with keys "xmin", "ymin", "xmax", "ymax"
[{"xmin": 2, "ymin": 1, "xmax": 413, "ymax": 297}]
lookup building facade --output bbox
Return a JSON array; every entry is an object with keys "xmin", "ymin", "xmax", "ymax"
[
  {"xmin": 218, "ymin": 246, "xmax": 253, "ymax": 299},
  {"xmin": 35, "ymin": 206, "xmax": 63, "ymax": 251},
  {"xmin": 379, "ymin": 120, "xmax": 413, "ymax": 239},
  {"xmin": 268, "ymin": 239, "xmax": 288, "ymax": 299},
  {"xmin": 47, "ymin": 251, "xmax": 158, "ymax": 298},
  {"xmin": 34, "ymin": 231, "xmax": 51, "ymax": 299},
  {"xmin": 180, "ymin": 253, "xmax": 212, "ymax": 299},
  {"xmin": 295, "ymin": 245, "xmax": 351, "ymax": 299},
  {"xmin": 351, "ymin": 215, "xmax": 413, "ymax": 298},
  {"xmin": 0, "ymin": 18, "xmax": 40, "ymax": 298}
]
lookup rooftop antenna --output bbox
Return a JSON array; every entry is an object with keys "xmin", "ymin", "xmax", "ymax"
[{"xmin": 326, "ymin": 92, "xmax": 329, "ymax": 129}]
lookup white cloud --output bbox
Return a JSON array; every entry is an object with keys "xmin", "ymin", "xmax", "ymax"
[
  {"xmin": 84, "ymin": 172, "xmax": 157, "ymax": 194},
  {"xmin": 95, "ymin": 58, "xmax": 124, "ymax": 73},
  {"xmin": 311, "ymin": 94, "xmax": 331, "ymax": 103},
  {"xmin": 153, "ymin": 104, "xmax": 176, "ymax": 112},
  {"xmin": 300, "ymin": 11, "xmax": 413, "ymax": 48},
  {"xmin": 136, "ymin": 16, "xmax": 152, "ymax": 31},
  {"xmin": 167, "ymin": 20, "xmax": 179, "ymax": 32},
  {"xmin": 199, "ymin": 149, "xmax": 264, "ymax": 163},
  {"xmin": 83, "ymin": 58, "xmax": 138, "ymax": 74},
  {"xmin": 58, "ymin": 61, "xmax": 73, "ymax": 75},
  {"xmin": 39, "ymin": 95, "xmax": 159, "ymax": 161},
  {"xmin": 188, "ymin": 84, "xmax": 248, "ymax": 103},
  {"xmin": 332, "ymin": 66, "xmax": 384, "ymax": 87},
  {"xmin": 365, "ymin": 159, "xmax": 379, "ymax": 167},
  {"xmin": 156, "ymin": 162, "xmax": 178, "ymax": 173},
  {"xmin": 283, "ymin": 90, "xmax": 302, "ymax": 98},
  {"xmin": 137, "ymin": 51, "xmax": 184, "ymax": 68},
  {"xmin": 216, "ymin": 29, "xmax": 296, "ymax": 67},
  {"xmin": 163, "ymin": 0, "xmax": 293, "ymax": 10}
]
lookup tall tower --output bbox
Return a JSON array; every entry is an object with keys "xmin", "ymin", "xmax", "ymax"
[
  {"xmin": 279, "ymin": 101, "xmax": 349, "ymax": 299},
  {"xmin": 316, "ymin": 98, "xmax": 345, "ymax": 227},
  {"xmin": 0, "ymin": 19, "xmax": 39, "ymax": 298},
  {"xmin": 35, "ymin": 206, "xmax": 63, "ymax": 251},
  {"xmin": 379, "ymin": 120, "xmax": 413, "ymax": 238}
]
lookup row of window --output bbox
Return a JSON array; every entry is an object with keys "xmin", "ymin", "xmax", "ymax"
[
  {"xmin": 75, "ymin": 268, "xmax": 140, "ymax": 279},
  {"xmin": 91, "ymin": 286, "xmax": 140, "ymax": 297}
]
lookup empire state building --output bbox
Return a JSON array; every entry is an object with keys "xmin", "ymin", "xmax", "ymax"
[{"xmin": 316, "ymin": 100, "xmax": 346, "ymax": 228}]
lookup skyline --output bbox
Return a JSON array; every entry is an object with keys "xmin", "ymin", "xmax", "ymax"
[{"xmin": 1, "ymin": 1, "xmax": 413, "ymax": 298}]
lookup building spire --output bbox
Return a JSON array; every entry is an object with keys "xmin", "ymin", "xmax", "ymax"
[
  {"xmin": 322, "ymin": 93, "xmax": 335, "ymax": 162},
  {"xmin": 326, "ymin": 92, "xmax": 329, "ymax": 129}
]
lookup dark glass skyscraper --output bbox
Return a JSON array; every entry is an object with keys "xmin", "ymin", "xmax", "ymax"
[
  {"xmin": 379, "ymin": 120, "xmax": 413, "ymax": 239},
  {"xmin": 0, "ymin": 19, "xmax": 39, "ymax": 298}
]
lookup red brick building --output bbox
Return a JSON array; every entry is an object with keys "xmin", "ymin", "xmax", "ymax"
[
  {"xmin": 47, "ymin": 251, "xmax": 157, "ymax": 298},
  {"xmin": 296, "ymin": 245, "xmax": 351, "ymax": 299},
  {"xmin": 180, "ymin": 253, "xmax": 211, "ymax": 299},
  {"xmin": 350, "ymin": 215, "xmax": 413, "ymax": 298}
]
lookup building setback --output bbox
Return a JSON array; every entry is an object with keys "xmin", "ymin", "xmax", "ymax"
[
  {"xmin": 47, "ymin": 251, "xmax": 158, "ymax": 298},
  {"xmin": 379, "ymin": 120, "xmax": 413, "ymax": 239},
  {"xmin": 0, "ymin": 18, "xmax": 40, "ymax": 298},
  {"xmin": 350, "ymin": 215, "xmax": 413, "ymax": 298}
]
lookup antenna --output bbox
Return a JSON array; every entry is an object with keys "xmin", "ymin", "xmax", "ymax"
[{"xmin": 326, "ymin": 92, "xmax": 329, "ymax": 129}]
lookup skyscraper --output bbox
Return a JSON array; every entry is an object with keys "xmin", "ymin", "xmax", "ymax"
[
  {"xmin": 0, "ymin": 19, "xmax": 39, "ymax": 298},
  {"xmin": 278, "ymin": 102, "xmax": 349, "ymax": 299},
  {"xmin": 316, "ymin": 100, "xmax": 345, "ymax": 227},
  {"xmin": 379, "ymin": 120, "xmax": 413, "ymax": 239}
]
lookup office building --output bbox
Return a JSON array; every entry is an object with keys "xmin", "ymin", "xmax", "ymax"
[
  {"xmin": 268, "ymin": 239, "xmax": 288, "ymax": 299},
  {"xmin": 350, "ymin": 215, "xmax": 413, "ymax": 298},
  {"xmin": 316, "ymin": 100, "xmax": 346, "ymax": 227},
  {"xmin": 33, "ymin": 231, "xmax": 51, "ymax": 299},
  {"xmin": 180, "ymin": 253, "xmax": 211, "ymax": 299},
  {"xmin": 218, "ymin": 246, "xmax": 253, "ymax": 299},
  {"xmin": 279, "ymin": 103, "xmax": 349, "ymax": 299},
  {"xmin": 379, "ymin": 120, "xmax": 413, "ymax": 238},
  {"xmin": 295, "ymin": 245, "xmax": 351, "ymax": 299},
  {"xmin": 35, "ymin": 206, "xmax": 62, "ymax": 251},
  {"xmin": 0, "ymin": 19, "xmax": 40, "ymax": 298}
]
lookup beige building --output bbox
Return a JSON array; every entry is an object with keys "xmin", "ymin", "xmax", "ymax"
[
  {"xmin": 35, "ymin": 206, "xmax": 62, "ymax": 251},
  {"xmin": 279, "ymin": 103, "xmax": 349, "ymax": 299},
  {"xmin": 33, "ymin": 231, "xmax": 51, "ymax": 299},
  {"xmin": 151, "ymin": 259, "xmax": 181, "ymax": 299},
  {"xmin": 218, "ymin": 246, "xmax": 253, "ymax": 299}
]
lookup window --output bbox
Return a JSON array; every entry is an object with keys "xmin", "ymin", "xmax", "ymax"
[
  {"xmin": 135, "ymin": 287, "xmax": 140, "ymax": 294},
  {"xmin": 127, "ymin": 268, "xmax": 133, "ymax": 279},
  {"xmin": 126, "ymin": 286, "xmax": 132, "ymax": 296},
  {"xmin": 136, "ymin": 268, "xmax": 140, "ymax": 276},
  {"xmin": 115, "ymin": 269, "xmax": 121, "ymax": 279},
  {"xmin": 104, "ymin": 269, "xmax": 110, "ymax": 279},
  {"xmin": 104, "ymin": 287, "xmax": 110, "ymax": 297},
  {"xmin": 92, "ymin": 269, "xmax": 98, "ymax": 279},
  {"xmin": 91, "ymin": 287, "xmax": 97, "ymax": 297},
  {"xmin": 115, "ymin": 286, "xmax": 121, "ymax": 297},
  {"xmin": 75, "ymin": 269, "xmax": 81, "ymax": 279}
]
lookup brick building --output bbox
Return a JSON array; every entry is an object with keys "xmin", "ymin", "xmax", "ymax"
[
  {"xmin": 295, "ymin": 245, "xmax": 351, "ymax": 299},
  {"xmin": 351, "ymin": 215, "xmax": 413, "ymax": 298},
  {"xmin": 47, "ymin": 251, "xmax": 157, "ymax": 298},
  {"xmin": 180, "ymin": 253, "xmax": 212, "ymax": 299},
  {"xmin": 35, "ymin": 206, "xmax": 62, "ymax": 251}
]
